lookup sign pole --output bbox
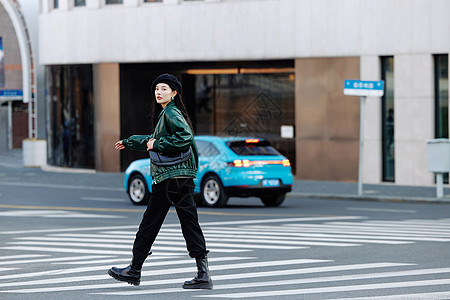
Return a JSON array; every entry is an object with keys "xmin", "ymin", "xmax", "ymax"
[
  {"xmin": 358, "ymin": 96, "xmax": 366, "ymax": 196},
  {"xmin": 344, "ymin": 80, "xmax": 384, "ymax": 196}
]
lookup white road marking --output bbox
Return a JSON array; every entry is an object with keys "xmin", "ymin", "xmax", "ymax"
[
  {"xmin": 330, "ymin": 291, "xmax": 450, "ymax": 299},
  {"xmin": 0, "ymin": 254, "xmax": 47, "ymax": 261},
  {"xmin": 0, "ymin": 210, "xmax": 124, "ymax": 219},
  {"xmin": 194, "ymin": 279, "xmax": 450, "ymax": 298},
  {"xmin": 346, "ymin": 207, "xmax": 417, "ymax": 213},
  {"xmin": 0, "ymin": 258, "xmax": 326, "ymax": 290},
  {"xmin": 0, "ymin": 255, "xmax": 113, "ymax": 265},
  {"xmin": 94, "ymin": 266, "xmax": 450, "ymax": 296},
  {"xmin": 80, "ymin": 197, "xmax": 125, "ymax": 202},
  {"xmin": 6, "ymin": 241, "xmax": 250, "ymax": 253},
  {"xmin": 0, "ymin": 181, "xmax": 122, "ymax": 191}
]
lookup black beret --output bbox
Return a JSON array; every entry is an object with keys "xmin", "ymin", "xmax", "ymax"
[{"xmin": 151, "ymin": 73, "xmax": 182, "ymax": 95}]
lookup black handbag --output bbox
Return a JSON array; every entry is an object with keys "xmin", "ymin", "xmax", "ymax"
[{"xmin": 149, "ymin": 148, "xmax": 192, "ymax": 167}]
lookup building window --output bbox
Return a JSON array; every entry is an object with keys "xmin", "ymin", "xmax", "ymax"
[
  {"xmin": 75, "ymin": 0, "xmax": 86, "ymax": 6},
  {"xmin": 381, "ymin": 56, "xmax": 394, "ymax": 182},
  {"xmin": 106, "ymin": 0, "xmax": 123, "ymax": 4},
  {"xmin": 144, "ymin": 0, "xmax": 162, "ymax": 2},
  {"xmin": 434, "ymin": 54, "xmax": 449, "ymax": 138},
  {"xmin": 54, "ymin": 0, "xmax": 59, "ymax": 9},
  {"xmin": 46, "ymin": 65, "xmax": 95, "ymax": 169}
]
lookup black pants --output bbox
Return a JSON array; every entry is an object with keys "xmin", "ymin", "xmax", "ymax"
[{"xmin": 132, "ymin": 177, "xmax": 207, "ymax": 268}]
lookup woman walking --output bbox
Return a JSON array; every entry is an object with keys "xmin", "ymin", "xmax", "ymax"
[{"xmin": 108, "ymin": 73, "xmax": 212, "ymax": 290}]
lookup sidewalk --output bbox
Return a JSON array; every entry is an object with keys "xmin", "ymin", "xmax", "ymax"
[{"xmin": 1, "ymin": 149, "xmax": 449, "ymax": 203}]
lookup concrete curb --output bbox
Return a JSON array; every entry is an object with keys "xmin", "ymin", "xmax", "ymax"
[{"xmin": 287, "ymin": 192, "xmax": 450, "ymax": 204}]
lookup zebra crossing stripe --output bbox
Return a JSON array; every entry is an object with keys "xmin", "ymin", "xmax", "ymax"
[
  {"xmin": 194, "ymin": 279, "xmax": 450, "ymax": 298},
  {"xmin": 199, "ymin": 229, "xmax": 411, "ymax": 245},
  {"xmin": 6, "ymin": 241, "xmax": 249, "ymax": 253},
  {"xmin": 0, "ymin": 256, "xmax": 252, "ymax": 288},
  {"xmin": 241, "ymin": 225, "xmax": 450, "ymax": 240},
  {"xmin": 0, "ymin": 255, "xmax": 114, "ymax": 266},
  {"xmin": 0, "ymin": 258, "xmax": 326, "ymax": 290},
  {"xmin": 0, "ymin": 246, "xmax": 133, "ymax": 256},
  {"xmin": 0, "ymin": 262, "xmax": 405, "ymax": 294},
  {"xmin": 93, "ymin": 267, "xmax": 450, "ymax": 296},
  {"xmin": 329, "ymin": 291, "xmax": 450, "ymax": 299},
  {"xmin": 0, "ymin": 254, "xmax": 47, "ymax": 260},
  {"xmin": 47, "ymin": 232, "xmax": 356, "ymax": 246}
]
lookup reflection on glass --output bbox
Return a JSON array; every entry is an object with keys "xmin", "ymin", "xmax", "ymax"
[
  {"xmin": 75, "ymin": 0, "xmax": 86, "ymax": 6},
  {"xmin": 435, "ymin": 55, "xmax": 449, "ymax": 138},
  {"xmin": 191, "ymin": 71, "xmax": 295, "ymax": 172},
  {"xmin": 46, "ymin": 65, "xmax": 94, "ymax": 169},
  {"xmin": 381, "ymin": 57, "xmax": 394, "ymax": 182}
]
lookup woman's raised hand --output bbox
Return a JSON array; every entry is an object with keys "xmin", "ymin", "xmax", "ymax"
[{"xmin": 115, "ymin": 140, "xmax": 125, "ymax": 150}]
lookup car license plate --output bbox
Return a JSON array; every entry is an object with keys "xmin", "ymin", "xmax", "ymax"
[{"xmin": 262, "ymin": 179, "xmax": 280, "ymax": 187}]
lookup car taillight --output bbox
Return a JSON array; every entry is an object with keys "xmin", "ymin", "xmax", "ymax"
[
  {"xmin": 282, "ymin": 159, "xmax": 291, "ymax": 167},
  {"xmin": 245, "ymin": 139, "xmax": 260, "ymax": 143},
  {"xmin": 228, "ymin": 159, "xmax": 291, "ymax": 167}
]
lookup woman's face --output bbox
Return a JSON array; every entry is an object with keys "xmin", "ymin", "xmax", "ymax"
[{"xmin": 155, "ymin": 83, "xmax": 177, "ymax": 106}]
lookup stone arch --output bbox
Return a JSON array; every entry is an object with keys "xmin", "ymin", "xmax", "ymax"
[{"xmin": 0, "ymin": 0, "xmax": 33, "ymax": 104}]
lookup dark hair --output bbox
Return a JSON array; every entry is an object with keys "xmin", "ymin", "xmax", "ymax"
[{"xmin": 150, "ymin": 86, "xmax": 195, "ymax": 134}]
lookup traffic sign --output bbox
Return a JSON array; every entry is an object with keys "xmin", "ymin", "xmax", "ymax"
[{"xmin": 343, "ymin": 80, "xmax": 384, "ymax": 97}]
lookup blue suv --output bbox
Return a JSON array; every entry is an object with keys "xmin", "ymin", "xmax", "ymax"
[{"xmin": 124, "ymin": 136, "xmax": 293, "ymax": 207}]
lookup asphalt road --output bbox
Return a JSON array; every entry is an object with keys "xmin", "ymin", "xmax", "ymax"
[{"xmin": 0, "ymin": 167, "xmax": 449, "ymax": 299}]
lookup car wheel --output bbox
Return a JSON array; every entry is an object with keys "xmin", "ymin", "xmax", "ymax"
[
  {"xmin": 128, "ymin": 173, "xmax": 151, "ymax": 205},
  {"xmin": 201, "ymin": 175, "xmax": 228, "ymax": 207},
  {"xmin": 260, "ymin": 194, "xmax": 286, "ymax": 207}
]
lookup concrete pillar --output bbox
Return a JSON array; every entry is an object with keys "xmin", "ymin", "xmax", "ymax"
[
  {"xmin": 360, "ymin": 55, "xmax": 382, "ymax": 184},
  {"xmin": 394, "ymin": 54, "xmax": 434, "ymax": 185},
  {"xmin": 93, "ymin": 63, "xmax": 121, "ymax": 172}
]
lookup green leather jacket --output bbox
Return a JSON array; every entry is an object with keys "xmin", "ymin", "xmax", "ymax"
[{"xmin": 122, "ymin": 101, "xmax": 198, "ymax": 184}]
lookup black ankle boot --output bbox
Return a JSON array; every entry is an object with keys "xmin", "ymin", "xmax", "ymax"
[
  {"xmin": 108, "ymin": 264, "xmax": 141, "ymax": 286},
  {"xmin": 182, "ymin": 256, "xmax": 213, "ymax": 290}
]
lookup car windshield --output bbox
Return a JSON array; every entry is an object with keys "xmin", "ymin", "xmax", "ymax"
[{"xmin": 226, "ymin": 140, "xmax": 280, "ymax": 156}]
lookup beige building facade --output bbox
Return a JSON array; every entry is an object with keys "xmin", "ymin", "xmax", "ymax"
[{"xmin": 37, "ymin": 0, "xmax": 449, "ymax": 186}]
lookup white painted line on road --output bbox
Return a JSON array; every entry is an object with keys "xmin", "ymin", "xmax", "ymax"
[
  {"xmin": 251, "ymin": 224, "xmax": 450, "ymax": 237},
  {"xmin": 193, "ymin": 278, "xmax": 450, "ymax": 298},
  {"xmin": 0, "ymin": 255, "xmax": 114, "ymax": 266},
  {"xmin": 281, "ymin": 224, "xmax": 450, "ymax": 238},
  {"xmin": 158, "ymin": 236, "xmax": 358, "ymax": 247},
  {"xmin": 329, "ymin": 221, "xmax": 450, "ymax": 232},
  {"xmin": 0, "ymin": 181, "xmax": 122, "ymax": 191},
  {"xmin": 0, "ymin": 210, "xmax": 124, "ymax": 219},
  {"xmin": 5, "ymin": 241, "xmax": 247, "ymax": 254},
  {"xmin": 346, "ymin": 207, "xmax": 417, "ymax": 213},
  {"xmin": 0, "ymin": 258, "xmax": 323, "ymax": 290},
  {"xmin": 0, "ymin": 246, "xmax": 136, "ymax": 256},
  {"xmin": 0, "ymin": 225, "xmax": 137, "ymax": 235},
  {"xmin": 197, "ymin": 228, "xmax": 413, "ymax": 245},
  {"xmin": 0, "ymin": 256, "xmax": 250, "ymax": 283},
  {"xmin": 330, "ymin": 291, "xmax": 450, "ymax": 299},
  {"xmin": 94, "ymin": 262, "xmax": 411, "ymax": 296},
  {"xmin": 98, "ymin": 266, "xmax": 450, "ymax": 296},
  {"xmin": 200, "ymin": 225, "xmax": 436, "ymax": 239},
  {"xmin": 80, "ymin": 197, "xmax": 125, "ymax": 202},
  {"xmin": 198, "ymin": 216, "xmax": 365, "ymax": 226},
  {"xmin": 358, "ymin": 220, "xmax": 450, "ymax": 230},
  {"xmin": 0, "ymin": 254, "xmax": 47, "ymax": 261}
]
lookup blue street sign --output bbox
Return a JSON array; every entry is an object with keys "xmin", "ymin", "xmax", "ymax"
[
  {"xmin": 0, "ymin": 90, "xmax": 23, "ymax": 97},
  {"xmin": 343, "ymin": 80, "xmax": 384, "ymax": 97}
]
